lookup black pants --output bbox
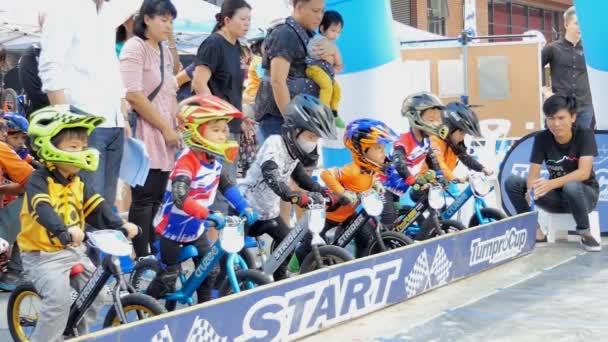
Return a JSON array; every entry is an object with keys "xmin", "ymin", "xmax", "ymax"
[
  {"xmin": 247, "ymin": 217, "xmax": 291, "ymax": 280},
  {"xmin": 147, "ymin": 235, "xmax": 218, "ymax": 304},
  {"xmin": 129, "ymin": 169, "xmax": 170, "ymax": 258},
  {"xmin": 380, "ymin": 191, "xmax": 400, "ymax": 229},
  {"xmin": 505, "ymin": 175, "xmax": 599, "ymax": 230}
]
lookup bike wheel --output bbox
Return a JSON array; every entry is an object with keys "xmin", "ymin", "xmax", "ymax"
[
  {"xmin": 8, "ymin": 283, "xmax": 43, "ymax": 342},
  {"xmin": 438, "ymin": 219, "xmax": 467, "ymax": 235},
  {"xmin": 130, "ymin": 258, "xmax": 160, "ymax": 292},
  {"xmin": 300, "ymin": 245, "xmax": 354, "ymax": 274},
  {"xmin": 468, "ymin": 208, "xmax": 507, "ymax": 227},
  {"xmin": 220, "ymin": 269, "xmax": 272, "ymax": 296},
  {"xmin": 365, "ymin": 231, "xmax": 415, "ymax": 256},
  {"xmin": 103, "ymin": 293, "xmax": 166, "ymax": 327}
]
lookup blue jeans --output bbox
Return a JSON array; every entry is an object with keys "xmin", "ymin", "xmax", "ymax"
[
  {"xmin": 576, "ymin": 105, "xmax": 595, "ymax": 129},
  {"xmin": 79, "ymin": 127, "xmax": 124, "ymax": 206},
  {"xmin": 258, "ymin": 114, "xmax": 284, "ymax": 143}
]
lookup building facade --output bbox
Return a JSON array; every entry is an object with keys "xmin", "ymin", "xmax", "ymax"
[{"xmin": 392, "ymin": 0, "xmax": 573, "ymax": 42}]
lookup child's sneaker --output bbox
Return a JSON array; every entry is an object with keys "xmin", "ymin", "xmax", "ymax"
[
  {"xmin": 579, "ymin": 229, "xmax": 601, "ymax": 252},
  {"xmin": 287, "ymin": 254, "xmax": 301, "ymax": 273}
]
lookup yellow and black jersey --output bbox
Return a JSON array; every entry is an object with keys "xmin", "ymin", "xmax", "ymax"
[{"xmin": 17, "ymin": 166, "xmax": 123, "ymax": 252}]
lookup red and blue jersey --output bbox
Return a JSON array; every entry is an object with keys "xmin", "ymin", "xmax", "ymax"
[
  {"xmin": 394, "ymin": 130, "xmax": 431, "ymax": 176},
  {"xmin": 154, "ymin": 149, "xmax": 222, "ymax": 243},
  {"xmin": 381, "ymin": 130, "xmax": 432, "ymax": 195}
]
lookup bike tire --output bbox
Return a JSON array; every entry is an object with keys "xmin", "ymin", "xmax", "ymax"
[
  {"xmin": 438, "ymin": 219, "xmax": 467, "ymax": 235},
  {"xmin": 102, "ymin": 293, "xmax": 166, "ymax": 327},
  {"xmin": 129, "ymin": 258, "xmax": 160, "ymax": 292},
  {"xmin": 300, "ymin": 245, "xmax": 354, "ymax": 274},
  {"xmin": 219, "ymin": 269, "xmax": 272, "ymax": 297},
  {"xmin": 8, "ymin": 282, "xmax": 42, "ymax": 342},
  {"xmin": 468, "ymin": 208, "xmax": 507, "ymax": 227},
  {"xmin": 365, "ymin": 231, "xmax": 415, "ymax": 256}
]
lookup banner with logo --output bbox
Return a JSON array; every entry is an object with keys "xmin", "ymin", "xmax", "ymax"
[
  {"xmin": 499, "ymin": 131, "xmax": 608, "ymax": 233},
  {"xmin": 78, "ymin": 213, "xmax": 537, "ymax": 342}
]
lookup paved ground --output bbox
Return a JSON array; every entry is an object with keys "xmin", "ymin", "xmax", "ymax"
[
  {"xmin": 2, "ymin": 241, "xmax": 604, "ymax": 341},
  {"xmin": 301, "ymin": 242, "xmax": 607, "ymax": 342}
]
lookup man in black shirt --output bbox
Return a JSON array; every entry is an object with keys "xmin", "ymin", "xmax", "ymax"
[
  {"xmin": 541, "ymin": 6, "xmax": 594, "ymax": 129},
  {"xmin": 18, "ymin": 44, "xmax": 50, "ymax": 115},
  {"xmin": 505, "ymin": 95, "xmax": 600, "ymax": 251}
]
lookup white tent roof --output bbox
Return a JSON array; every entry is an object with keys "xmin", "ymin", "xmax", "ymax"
[{"xmin": 0, "ymin": 0, "xmax": 449, "ymax": 53}]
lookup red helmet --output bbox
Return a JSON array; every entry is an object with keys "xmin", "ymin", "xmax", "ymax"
[{"xmin": 177, "ymin": 95, "xmax": 243, "ymax": 162}]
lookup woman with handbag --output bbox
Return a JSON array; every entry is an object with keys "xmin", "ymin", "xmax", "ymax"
[{"xmin": 120, "ymin": 0, "xmax": 179, "ymax": 258}]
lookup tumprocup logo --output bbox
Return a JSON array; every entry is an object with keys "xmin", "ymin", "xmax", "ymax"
[{"xmin": 469, "ymin": 227, "xmax": 527, "ymax": 266}]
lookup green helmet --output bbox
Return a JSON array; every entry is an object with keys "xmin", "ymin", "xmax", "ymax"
[
  {"xmin": 28, "ymin": 106, "xmax": 105, "ymax": 171},
  {"xmin": 401, "ymin": 92, "xmax": 449, "ymax": 139}
]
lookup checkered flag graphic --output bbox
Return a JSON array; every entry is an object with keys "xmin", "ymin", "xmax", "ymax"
[
  {"xmin": 186, "ymin": 316, "xmax": 228, "ymax": 342},
  {"xmin": 430, "ymin": 246, "xmax": 453, "ymax": 286},
  {"xmin": 150, "ymin": 325, "xmax": 173, "ymax": 342},
  {"xmin": 403, "ymin": 249, "xmax": 431, "ymax": 298}
]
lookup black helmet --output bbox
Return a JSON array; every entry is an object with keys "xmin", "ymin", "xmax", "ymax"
[
  {"xmin": 444, "ymin": 102, "xmax": 483, "ymax": 138},
  {"xmin": 282, "ymin": 94, "xmax": 338, "ymax": 166},
  {"xmin": 401, "ymin": 92, "xmax": 449, "ymax": 139}
]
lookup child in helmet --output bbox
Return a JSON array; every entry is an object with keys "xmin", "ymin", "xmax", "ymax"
[
  {"xmin": 1, "ymin": 113, "xmax": 42, "ymax": 206},
  {"xmin": 0, "ymin": 118, "xmax": 34, "ymax": 291},
  {"xmin": 3, "ymin": 113, "xmax": 31, "ymax": 159},
  {"xmin": 381, "ymin": 92, "xmax": 449, "ymax": 227},
  {"xmin": 147, "ymin": 95, "xmax": 257, "ymax": 304},
  {"xmin": 420, "ymin": 101, "xmax": 493, "ymax": 182},
  {"xmin": 239, "ymin": 94, "xmax": 337, "ymax": 280},
  {"xmin": 17, "ymin": 105, "xmax": 139, "ymax": 341},
  {"xmin": 294, "ymin": 118, "xmax": 397, "ymax": 264},
  {"xmin": 0, "ymin": 129, "xmax": 33, "ymax": 209}
]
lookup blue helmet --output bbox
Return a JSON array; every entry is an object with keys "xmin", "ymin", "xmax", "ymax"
[
  {"xmin": 3, "ymin": 113, "xmax": 28, "ymax": 133},
  {"xmin": 344, "ymin": 119, "xmax": 398, "ymax": 173}
]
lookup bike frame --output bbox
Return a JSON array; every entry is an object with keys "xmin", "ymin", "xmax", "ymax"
[
  {"xmin": 64, "ymin": 255, "xmax": 133, "ymax": 337},
  {"xmin": 330, "ymin": 203, "xmax": 387, "ymax": 252},
  {"xmin": 441, "ymin": 184, "xmax": 494, "ymax": 225},
  {"xmin": 165, "ymin": 239, "xmax": 225, "ymax": 305},
  {"xmin": 260, "ymin": 214, "xmax": 311, "ymax": 275},
  {"xmin": 393, "ymin": 191, "xmax": 430, "ymax": 237}
]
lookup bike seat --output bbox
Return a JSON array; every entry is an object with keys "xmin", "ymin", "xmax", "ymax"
[
  {"xmin": 177, "ymin": 245, "xmax": 199, "ymax": 263},
  {"xmin": 70, "ymin": 263, "xmax": 85, "ymax": 278},
  {"xmin": 244, "ymin": 236, "xmax": 257, "ymax": 248}
]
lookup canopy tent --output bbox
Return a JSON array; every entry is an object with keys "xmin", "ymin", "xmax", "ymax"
[
  {"xmin": 0, "ymin": 1, "xmax": 42, "ymax": 53},
  {"xmin": 0, "ymin": 0, "xmax": 446, "ymax": 55}
]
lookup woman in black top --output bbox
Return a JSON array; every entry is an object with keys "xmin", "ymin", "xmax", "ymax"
[
  {"xmin": 192, "ymin": 0, "xmax": 252, "ymax": 217},
  {"xmin": 254, "ymin": 0, "xmax": 327, "ymax": 140},
  {"xmin": 193, "ymin": 0, "xmax": 252, "ymax": 132},
  {"xmin": 505, "ymin": 95, "xmax": 600, "ymax": 251}
]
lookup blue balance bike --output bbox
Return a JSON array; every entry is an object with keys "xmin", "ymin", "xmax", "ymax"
[
  {"xmin": 130, "ymin": 216, "xmax": 271, "ymax": 311},
  {"xmin": 439, "ymin": 172, "xmax": 506, "ymax": 227}
]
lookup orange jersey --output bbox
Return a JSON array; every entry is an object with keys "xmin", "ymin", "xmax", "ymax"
[
  {"xmin": 0, "ymin": 142, "xmax": 34, "ymax": 208},
  {"xmin": 321, "ymin": 163, "xmax": 375, "ymax": 223},
  {"xmin": 420, "ymin": 136, "xmax": 458, "ymax": 181}
]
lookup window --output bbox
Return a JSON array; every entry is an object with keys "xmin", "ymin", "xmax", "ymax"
[
  {"xmin": 487, "ymin": 0, "xmax": 564, "ymax": 42},
  {"xmin": 392, "ymin": 0, "xmax": 413, "ymax": 26},
  {"xmin": 427, "ymin": 0, "xmax": 449, "ymax": 36},
  {"xmin": 429, "ymin": 18, "xmax": 446, "ymax": 35}
]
